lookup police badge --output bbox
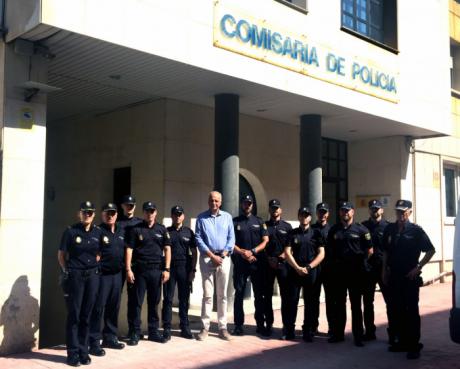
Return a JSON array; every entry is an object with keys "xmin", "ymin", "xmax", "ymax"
[
  {"xmin": 75, "ymin": 236, "xmax": 82, "ymax": 244},
  {"xmin": 103, "ymin": 236, "xmax": 109, "ymax": 244}
]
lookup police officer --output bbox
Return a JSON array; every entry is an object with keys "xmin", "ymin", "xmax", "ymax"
[
  {"xmin": 285, "ymin": 207, "xmax": 325, "ymax": 342},
  {"xmin": 231, "ymin": 195, "xmax": 269, "ymax": 336},
  {"xmin": 311, "ymin": 202, "xmax": 332, "ymax": 336},
  {"xmin": 125, "ymin": 201, "xmax": 171, "ymax": 345},
  {"xmin": 361, "ymin": 199, "xmax": 389, "ymax": 341},
  {"xmin": 264, "ymin": 199, "xmax": 293, "ymax": 339},
  {"xmin": 89, "ymin": 203, "xmax": 125, "ymax": 357},
  {"xmin": 57, "ymin": 201, "xmax": 102, "ymax": 367},
  {"xmin": 382, "ymin": 200, "xmax": 435, "ymax": 360},
  {"xmin": 118, "ymin": 195, "xmax": 143, "ymax": 338},
  {"xmin": 327, "ymin": 201, "xmax": 373, "ymax": 346},
  {"xmin": 161, "ymin": 205, "xmax": 197, "ymax": 340}
]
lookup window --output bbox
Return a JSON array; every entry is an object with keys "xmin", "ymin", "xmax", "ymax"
[
  {"xmin": 341, "ymin": 0, "xmax": 397, "ymax": 51},
  {"xmin": 451, "ymin": 44, "xmax": 460, "ymax": 95},
  {"xmin": 444, "ymin": 165, "xmax": 460, "ymax": 219},
  {"xmin": 275, "ymin": 0, "xmax": 308, "ymax": 14}
]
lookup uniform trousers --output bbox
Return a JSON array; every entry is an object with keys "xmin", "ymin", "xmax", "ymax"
[
  {"xmin": 65, "ymin": 267, "xmax": 100, "ymax": 357},
  {"xmin": 162, "ymin": 261, "xmax": 191, "ymax": 329},
  {"xmin": 328, "ymin": 266, "xmax": 366, "ymax": 340},
  {"xmin": 89, "ymin": 271, "xmax": 123, "ymax": 345},
  {"xmin": 232, "ymin": 260, "xmax": 267, "ymax": 328},
  {"xmin": 200, "ymin": 255, "xmax": 231, "ymax": 330},
  {"xmin": 291, "ymin": 270, "xmax": 318, "ymax": 334},
  {"xmin": 128, "ymin": 264, "xmax": 162, "ymax": 335},
  {"xmin": 387, "ymin": 275, "xmax": 422, "ymax": 351},
  {"xmin": 264, "ymin": 261, "xmax": 293, "ymax": 333}
]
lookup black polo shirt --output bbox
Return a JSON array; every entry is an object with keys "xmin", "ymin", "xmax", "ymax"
[
  {"xmin": 59, "ymin": 223, "xmax": 102, "ymax": 270},
  {"xmin": 362, "ymin": 218, "xmax": 389, "ymax": 263},
  {"xmin": 311, "ymin": 222, "xmax": 331, "ymax": 242},
  {"xmin": 127, "ymin": 222, "xmax": 171, "ymax": 264},
  {"xmin": 327, "ymin": 222, "xmax": 373, "ymax": 267},
  {"xmin": 382, "ymin": 221, "xmax": 435, "ymax": 276},
  {"xmin": 167, "ymin": 225, "xmax": 196, "ymax": 264},
  {"xmin": 265, "ymin": 219, "xmax": 292, "ymax": 258},
  {"xmin": 289, "ymin": 226, "xmax": 325, "ymax": 267},
  {"xmin": 99, "ymin": 223, "xmax": 126, "ymax": 274},
  {"xmin": 118, "ymin": 215, "xmax": 142, "ymax": 232}
]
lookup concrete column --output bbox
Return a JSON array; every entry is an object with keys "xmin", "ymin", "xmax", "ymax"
[
  {"xmin": 0, "ymin": 42, "xmax": 48, "ymax": 354},
  {"xmin": 214, "ymin": 94, "xmax": 239, "ymax": 217},
  {"xmin": 300, "ymin": 114, "xmax": 322, "ymax": 211}
]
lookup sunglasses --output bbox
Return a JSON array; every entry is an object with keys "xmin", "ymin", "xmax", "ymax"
[{"xmin": 82, "ymin": 210, "xmax": 94, "ymax": 216}]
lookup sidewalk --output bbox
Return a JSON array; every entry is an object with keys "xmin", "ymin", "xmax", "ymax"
[{"xmin": 0, "ymin": 282, "xmax": 457, "ymax": 369}]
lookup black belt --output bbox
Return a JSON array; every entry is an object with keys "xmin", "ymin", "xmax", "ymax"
[
  {"xmin": 68, "ymin": 266, "xmax": 99, "ymax": 276},
  {"xmin": 212, "ymin": 251, "xmax": 226, "ymax": 258}
]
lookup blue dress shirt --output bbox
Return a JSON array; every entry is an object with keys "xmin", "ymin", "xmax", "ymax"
[{"xmin": 195, "ymin": 209, "xmax": 235, "ymax": 254}]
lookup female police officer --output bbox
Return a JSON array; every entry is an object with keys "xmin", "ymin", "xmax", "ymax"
[{"xmin": 58, "ymin": 201, "xmax": 102, "ymax": 366}]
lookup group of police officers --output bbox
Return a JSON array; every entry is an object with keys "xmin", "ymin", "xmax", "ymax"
[{"xmin": 58, "ymin": 194, "xmax": 435, "ymax": 367}]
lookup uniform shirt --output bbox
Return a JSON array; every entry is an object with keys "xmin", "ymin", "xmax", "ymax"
[
  {"xmin": 99, "ymin": 223, "xmax": 126, "ymax": 274},
  {"xmin": 59, "ymin": 223, "xmax": 102, "ymax": 270},
  {"xmin": 233, "ymin": 214, "xmax": 268, "ymax": 264},
  {"xmin": 311, "ymin": 222, "xmax": 331, "ymax": 241},
  {"xmin": 126, "ymin": 221, "xmax": 171, "ymax": 264},
  {"xmin": 382, "ymin": 221, "xmax": 435, "ymax": 276},
  {"xmin": 265, "ymin": 219, "xmax": 292, "ymax": 258},
  {"xmin": 195, "ymin": 209, "xmax": 235, "ymax": 254},
  {"xmin": 167, "ymin": 225, "xmax": 196, "ymax": 263},
  {"xmin": 118, "ymin": 215, "xmax": 142, "ymax": 232},
  {"xmin": 289, "ymin": 226, "xmax": 325, "ymax": 267},
  {"xmin": 327, "ymin": 222, "xmax": 373, "ymax": 267},
  {"xmin": 362, "ymin": 218, "xmax": 389, "ymax": 263}
]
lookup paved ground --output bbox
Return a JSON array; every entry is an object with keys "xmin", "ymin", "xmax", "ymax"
[{"xmin": 1, "ymin": 282, "xmax": 458, "ymax": 369}]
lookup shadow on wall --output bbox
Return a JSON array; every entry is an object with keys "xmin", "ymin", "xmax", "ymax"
[{"xmin": 0, "ymin": 276, "xmax": 39, "ymax": 355}]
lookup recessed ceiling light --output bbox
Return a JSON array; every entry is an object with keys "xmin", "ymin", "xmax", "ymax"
[
  {"xmin": 349, "ymin": 129, "xmax": 357, "ymax": 133},
  {"xmin": 109, "ymin": 74, "xmax": 121, "ymax": 80},
  {"xmin": 256, "ymin": 108, "xmax": 267, "ymax": 112}
]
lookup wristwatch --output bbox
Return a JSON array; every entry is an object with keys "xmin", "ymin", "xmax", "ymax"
[
  {"xmin": 164, "ymin": 267, "xmax": 170, "ymax": 272},
  {"xmin": 306, "ymin": 264, "xmax": 312, "ymax": 272},
  {"xmin": 251, "ymin": 248, "xmax": 257, "ymax": 256}
]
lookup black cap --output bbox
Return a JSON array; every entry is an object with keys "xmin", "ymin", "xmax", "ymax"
[
  {"xmin": 171, "ymin": 205, "xmax": 184, "ymax": 215},
  {"xmin": 368, "ymin": 199, "xmax": 383, "ymax": 209},
  {"xmin": 102, "ymin": 202, "xmax": 117, "ymax": 212},
  {"xmin": 395, "ymin": 199, "xmax": 412, "ymax": 211},
  {"xmin": 316, "ymin": 202, "xmax": 330, "ymax": 212},
  {"xmin": 269, "ymin": 199, "xmax": 281, "ymax": 208},
  {"xmin": 241, "ymin": 194, "xmax": 254, "ymax": 203},
  {"xmin": 80, "ymin": 201, "xmax": 95, "ymax": 211},
  {"xmin": 142, "ymin": 201, "xmax": 157, "ymax": 211},
  {"xmin": 121, "ymin": 195, "xmax": 136, "ymax": 205},
  {"xmin": 339, "ymin": 201, "xmax": 354, "ymax": 210},
  {"xmin": 298, "ymin": 206, "xmax": 312, "ymax": 215}
]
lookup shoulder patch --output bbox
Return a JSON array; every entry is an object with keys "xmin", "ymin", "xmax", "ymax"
[
  {"xmin": 364, "ymin": 233, "xmax": 371, "ymax": 240},
  {"xmin": 262, "ymin": 224, "xmax": 267, "ymax": 230}
]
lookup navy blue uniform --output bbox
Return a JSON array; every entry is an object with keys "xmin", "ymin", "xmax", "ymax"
[
  {"xmin": 89, "ymin": 224, "xmax": 125, "ymax": 346},
  {"xmin": 59, "ymin": 223, "xmax": 102, "ymax": 358},
  {"xmin": 126, "ymin": 222, "xmax": 171, "ymax": 336},
  {"xmin": 289, "ymin": 226, "xmax": 325, "ymax": 334},
  {"xmin": 382, "ymin": 222, "xmax": 435, "ymax": 351},
  {"xmin": 361, "ymin": 218, "xmax": 389, "ymax": 337},
  {"xmin": 232, "ymin": 214, "xmax": 269, "ymax": 329},
  {"xmin": 327, "ymin": 222, "xmax": 373, "ymax": 341},
  {"xmin": 161, "ymin": 225, "xmax": 196, "ymax": 330},
  {"xmin": 310, "ymin": 222, "xmax": 331, "ymax": 334},
  {"xmin": 264, "ymin": 219, "xmax": 293, "ymax": 333}
]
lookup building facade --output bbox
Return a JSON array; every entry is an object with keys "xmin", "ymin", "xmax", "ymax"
[{"xmin": 0, "ymin": 0, "xmax": 457, "ymax": 354}]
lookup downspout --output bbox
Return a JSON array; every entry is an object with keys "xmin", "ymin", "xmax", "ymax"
[{"xmin": 0, "ymin": 0, "xmax": 6, "ymax": 40}]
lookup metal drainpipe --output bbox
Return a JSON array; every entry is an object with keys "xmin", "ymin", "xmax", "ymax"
[{"xmin": 0, "ymin": 0, "xmax": 5, "ymax": 39}]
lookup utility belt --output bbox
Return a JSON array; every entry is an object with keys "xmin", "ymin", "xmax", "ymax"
[
  {"xmin": 134, "ymin": 261, "xmax": 162, "ymax": 271},
  {"xmin": 67, "ymin": 266, "xmax": 100, "ymax": 277}
]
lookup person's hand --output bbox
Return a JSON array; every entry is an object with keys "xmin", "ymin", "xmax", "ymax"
[
  {"xmin": 406, "ymin": 266, "xmax": 421, "ymax": 280},
  {"xmin": 127, "ymin": 270, "xmax": 135, "ymax": 284},
  {"xmin": 247, "ymin": 255, "xmax": 257, "ymax": 263},
  {"xmin": 162, "ymin": 270, "xmax": 170, "ymax": 284},
  {"xmin": 242, "ymin": 249, "xmax": 253, "ymax": 259},
  {"xmin": 278, "ymin": 252, "xmax": 286, "ymax": 260},
  {"xmin": 211, "ymin": 255, "xmax": 223, "ymax": 267},
  {"xmin": 296, "ymin": 266, "xmax": 308, "ymax": 276}
]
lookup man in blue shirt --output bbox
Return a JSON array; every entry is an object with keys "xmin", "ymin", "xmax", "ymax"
[{"xmin": 195, "ymin": 191, "xmax": 235, "ymax": 341}]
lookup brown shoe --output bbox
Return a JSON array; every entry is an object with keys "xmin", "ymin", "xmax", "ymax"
[
  {"xmin": 219, "ymin": 329, "xmax": 232, "ymax": 341},
  {"xmin": 196, "ymin": 329, "xmax": 208, "ymax": 341}
]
